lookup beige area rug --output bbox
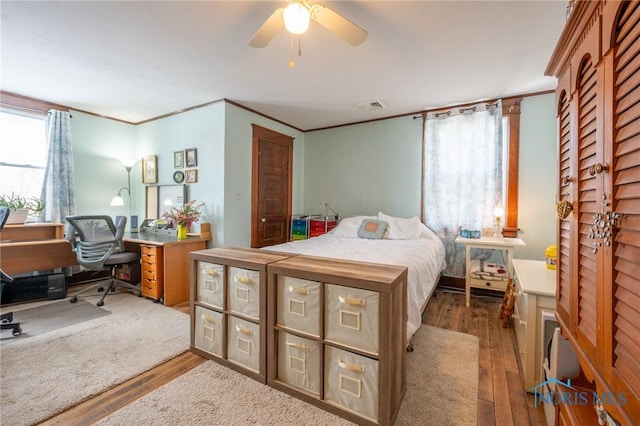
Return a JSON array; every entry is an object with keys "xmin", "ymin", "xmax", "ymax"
[
  {"xmin": 98, "ymin": 325, "xmax": 479, "ymax": 425},
  {"xmin": 0, "ymin": 293, "xmax": 190, "ymax": 426}
]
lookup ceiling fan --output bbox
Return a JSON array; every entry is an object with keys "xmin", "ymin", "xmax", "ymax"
[{"xmin": 249, "ymin": 1, "xmax": 368, "ymax": 48}]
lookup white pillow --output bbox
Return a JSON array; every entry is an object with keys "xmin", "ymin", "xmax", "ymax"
[
  {"xmin": 330, "ymin": 215, "xmax": 376, "ymax": 238},
  {"xmin": 377, "ymin": 212, "xmax": 421, "ymax": 240}
]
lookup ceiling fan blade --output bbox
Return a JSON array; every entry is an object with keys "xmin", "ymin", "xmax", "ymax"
[
  {"xmin": 249, "ymin": 8, "xmax": 284, "ymax": 48},
  {"xmin": 310, "ymin": 4, "xmax": 367, "ymax": 46}
]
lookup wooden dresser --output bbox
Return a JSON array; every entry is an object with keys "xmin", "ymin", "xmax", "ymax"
[{"xmin": 546, "ymin": 1, "xmax": 640, "ymax": 423}]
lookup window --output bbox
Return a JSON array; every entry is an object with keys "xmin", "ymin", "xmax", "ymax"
[
  {"xmin": 422, "ymin": 101, "xmax": 505, "ymax": 277},
  {"xmin": 0, "ymin": 110, "xmax": 47, "ymax": 200}
]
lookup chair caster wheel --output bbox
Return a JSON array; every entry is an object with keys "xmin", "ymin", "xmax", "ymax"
[
  {"xmin": 97, "ymin": 287, "xmax": 104, "ymax": 292},
  {"xmin": 406, "ymin": 343, "xmax": 414, "ymax": 352},
  {"xmin": 70, "ymin": 296, "xmax": 78, "ymax": 303},
  {"xmin": 12, "ymin": 327, "xmax": 22, "ymax": 336},
  {"xmin": 97, "ymin": 300, "xmax": 104, "ymax": 307}
]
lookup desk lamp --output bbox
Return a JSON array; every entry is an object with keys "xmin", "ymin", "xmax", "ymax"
[{"xmin": 110, "ymin": 159, "xmax": 138, "ymax": 232}]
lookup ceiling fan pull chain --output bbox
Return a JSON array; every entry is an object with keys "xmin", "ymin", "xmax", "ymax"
[
  {"xmin": 298, "ymin": 35, "xmax": 302, "ymax": 57},
  {"xmin": 289, "ymin": 33, "xmax": 296, "ymax": 68}
]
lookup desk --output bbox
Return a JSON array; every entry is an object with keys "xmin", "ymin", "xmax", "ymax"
[
  {"xmin": 455, "ymin": 236, "xmax": 526, "ymax": 307},
  {"xmin": 0, "ymin": 223, "xmax": 77, "ymax": 275},
  {"xmin": 0, "ymin": 224, "xmax": 210, "ymax": 306},
  {"xmin": 124, "ymin": 232, "xmax": 209, "ymax": 306}
]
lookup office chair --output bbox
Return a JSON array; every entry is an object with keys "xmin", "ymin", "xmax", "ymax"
[
  {"xmin": 0, "ymin": 207, "xmax": 22, "ymax": 336},
  {"xmin": 65, "ymin": 215, "xmax": 141, "ymax": 307}
]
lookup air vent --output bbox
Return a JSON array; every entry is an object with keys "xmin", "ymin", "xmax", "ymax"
[{"xmin": 356, "ymin": 100, "xmax": 386, "ymax": 111}]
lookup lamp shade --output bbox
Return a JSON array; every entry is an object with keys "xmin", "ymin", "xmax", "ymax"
[
  {"xmin": 120, "ymin": 158, "xmax": 137, "ymax": 168},
  {"xmin": 493, "ymin": 205, "xmax": 505, "ymax": 218},
  {"xmin": 283, "ymin": 2, "xmax": 310, "ymax": 34},
  {"xmin": 110, "ymin": 195, "xmax": 124, "ymax": 206}
]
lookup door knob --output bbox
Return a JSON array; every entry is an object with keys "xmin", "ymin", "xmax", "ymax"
[
  {"xmin": 260, "ymin": 217, "xmax": 267, "ymax": 223},
  {"xmin": 588, "ymin": 163, "xmax": 608, "ymax": 176}
]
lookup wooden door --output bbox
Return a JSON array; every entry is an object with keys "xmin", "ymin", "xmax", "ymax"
[
  {"xmin": 251, "ymin": 124, "xmax": 293, "ymax": 248},
  {"xmin": 556, "ymin": 82, "xmax": 573, "ymax": 331},
  {"xmin": 574, "ymin": 53, "xmax": 601, "ymax": 365},
  {"xmin": 606, "ymin": 1, "xmax": 640, "ymax": 418}
]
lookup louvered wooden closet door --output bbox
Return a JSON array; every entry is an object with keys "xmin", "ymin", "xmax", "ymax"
[
  {"xmin": 556, "ymin": 90, "xmax": 573, "ymax": 328},
  {"xmin": 609, "ymin": 2, "xmax": 640, "ymax": 417},
  {"xmin": 575, "ymin": 57, "xmax": 600, "ymax": 362}
]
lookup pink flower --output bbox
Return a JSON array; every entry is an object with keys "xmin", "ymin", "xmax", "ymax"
[{"xmin": 162, "ymin": 200, "xmax": 204, "ymax": 226}]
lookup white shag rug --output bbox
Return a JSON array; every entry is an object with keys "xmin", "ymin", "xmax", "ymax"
[
  {"xmin": 0, "ymin": 293, "xmax": 190, "ymax": 426},
  {"xmin": 97, "ymin": 325, "xmax": 479, "ymax": 425}
]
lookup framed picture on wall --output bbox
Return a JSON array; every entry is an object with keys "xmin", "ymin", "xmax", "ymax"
[
  {"xmin": 185, "ymin": 169, "xmax": 198, "ymax": 183},
  {"xmin": 142, "ymin": 155, "xmax": 158, "ymax": 184},
  {"xmin": 174, "ymin": 150, "xmax": 184, "ymax": 168},
  {"xmin": 185, "ymin": 148, "xmax": 197, "ymax": 167}
]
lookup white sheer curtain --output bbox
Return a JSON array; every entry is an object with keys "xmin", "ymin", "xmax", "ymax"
[
  {"xmin": 40, "ymin": 109, "xmax": 76, "ymax": 223},
  {"xmin": 422, "ymin": 101, "xmax": 503, "ymax": 277}
]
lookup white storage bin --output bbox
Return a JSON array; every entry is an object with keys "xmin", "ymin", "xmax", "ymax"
[
  {"xmin": 193, "ymin": 305, "xmax": 224, "ymax": 358},
  {"xmin": 197, "ymin": 261, "xmax": 225, "ymax": 309},
  {"xmin": 324, "ymin": 345, "xmax": 379, "ymax": 422},
  {"xmin": 228, "ymin": 266, "xmax": 261, "ymax": 319},
  {"xmin": 325, "ymin": 284, "xmax": 380, "ymax": 355},
  {"xmin": 277, "ymin": 276, "xmax": 321, "ymax": 337},
  {"xmin": 277, "ymin": 331, "xmax": 321, "ymax": 396},
  {"xmin": 227, "ymin": 316, "xmax": 260, "ymax": 373}
]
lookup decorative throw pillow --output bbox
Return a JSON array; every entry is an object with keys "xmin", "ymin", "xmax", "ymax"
[
  {"xmin": 331, "ymin": 215, "xmax": 376, "ymax": 238},
  {"xmin": 357, "ymin": 219, "xmax": 387, "ymax": 239}
]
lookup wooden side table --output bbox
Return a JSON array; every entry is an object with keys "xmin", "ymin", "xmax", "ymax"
[{"xmin": 455, "ymin": 236, "xmax": 526, "ymax": 307}]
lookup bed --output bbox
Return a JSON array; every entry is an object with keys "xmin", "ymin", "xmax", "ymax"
[{"xmin": 266, "ymin": 213, "xmax": 446, "ymax": 344}]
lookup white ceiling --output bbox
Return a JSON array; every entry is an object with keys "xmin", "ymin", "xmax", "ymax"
[{"xmin": 0, "ymin": 1, "xmax": 568, "ymax": 131}]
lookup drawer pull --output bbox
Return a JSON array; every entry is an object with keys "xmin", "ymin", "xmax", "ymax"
[
  {"xmin": 201, "ymin": 314, "xmax": 217, "ymax": 323},
  {"xmin": 235, "ymin": 324, "xmax": 253, "ymax": 335},
  {"xmin": 286, "ymin": 342, "xmax": 309, "ymax": 352},
  {"xmin": 204, "ymin": 268, "xmax": 220, "ymax": 277},
  {"xmin": 234, "ymin": 275, "xmax": 252, "ymax": 284},
  {"xmin": 337, "ymin": 358, "xmax": 365, "ymax": 373},
  {"xmin": 288, "ymin": 286, "xmax": 309, "ymax": 295},
  {"xmin": 519, "ymin": 319, "xmax": 527, "ymax": 326},
  {"xmin": 337, "ymin": 295, "xmax": 366, "ymax": 306}
]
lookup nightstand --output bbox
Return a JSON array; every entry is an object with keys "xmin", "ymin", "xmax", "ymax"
[{"xmin": 455, "ymin": 236, "xmax": 526, "ymax": 307}]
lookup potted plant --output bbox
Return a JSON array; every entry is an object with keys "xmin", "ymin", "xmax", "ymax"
[
  {"xmin": 162, "ymin": 199, "xmax": 204, "ymax": 240},
  {"xmin": 0, "ymin": 193, "xmax": 46, "ymax": 224}
]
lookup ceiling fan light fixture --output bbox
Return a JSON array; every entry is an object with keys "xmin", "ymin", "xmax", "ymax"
[{"xmin": 283, "ymin": 2, "xmax": 310, "ymax": 34}]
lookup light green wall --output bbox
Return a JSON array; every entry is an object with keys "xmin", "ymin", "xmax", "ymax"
[
  {"xmin": 70, "ymin": 111, "xmax": 138, "ymax": 221},
  {"xmin": 301, "ymin": 93, "xmax": 558, "ymax": 261},
  {"xmin": 70, "ymin": 94, "xmax": 557, "ymax": 258},
  {"xmin": 303, "ymin": 117, "xmax": 423, "ymax": 218},
  {"xmin": 136, "ymin": 102, "xmax": 226, "ymax": 245},
  {"xmin": 515, "ymin": 94, "xmax": 557, "ymax": 260},
  {"xmin": 223, "ymin": 103, "xmax": 305, "ymax": 247},
  {"xmin": 70, "ymin": 102, "xmax": 304, "ymax": 247}
]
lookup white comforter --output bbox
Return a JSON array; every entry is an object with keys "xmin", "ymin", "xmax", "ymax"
[{"xmin": 267, "ymin": 229, "xmax": 446, "ymax": 341}]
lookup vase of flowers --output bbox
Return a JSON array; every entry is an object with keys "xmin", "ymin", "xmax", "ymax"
[{"xmin": 162, "ymin": 200, "xmax": 204, "ymax": 240}]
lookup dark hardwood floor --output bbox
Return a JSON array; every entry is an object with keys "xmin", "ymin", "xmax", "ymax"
[
  {"xmin": 39, "ymin": 289, "xmax": 546, "ymax": 425},
  {"xmin": 424, "ymin": 289, "xmax": 546, "ymax": 426}
]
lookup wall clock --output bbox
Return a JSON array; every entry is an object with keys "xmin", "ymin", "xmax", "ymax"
[{"xmin": 173, "ymin": 171, "xmax": 185, "ymax": 184}]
